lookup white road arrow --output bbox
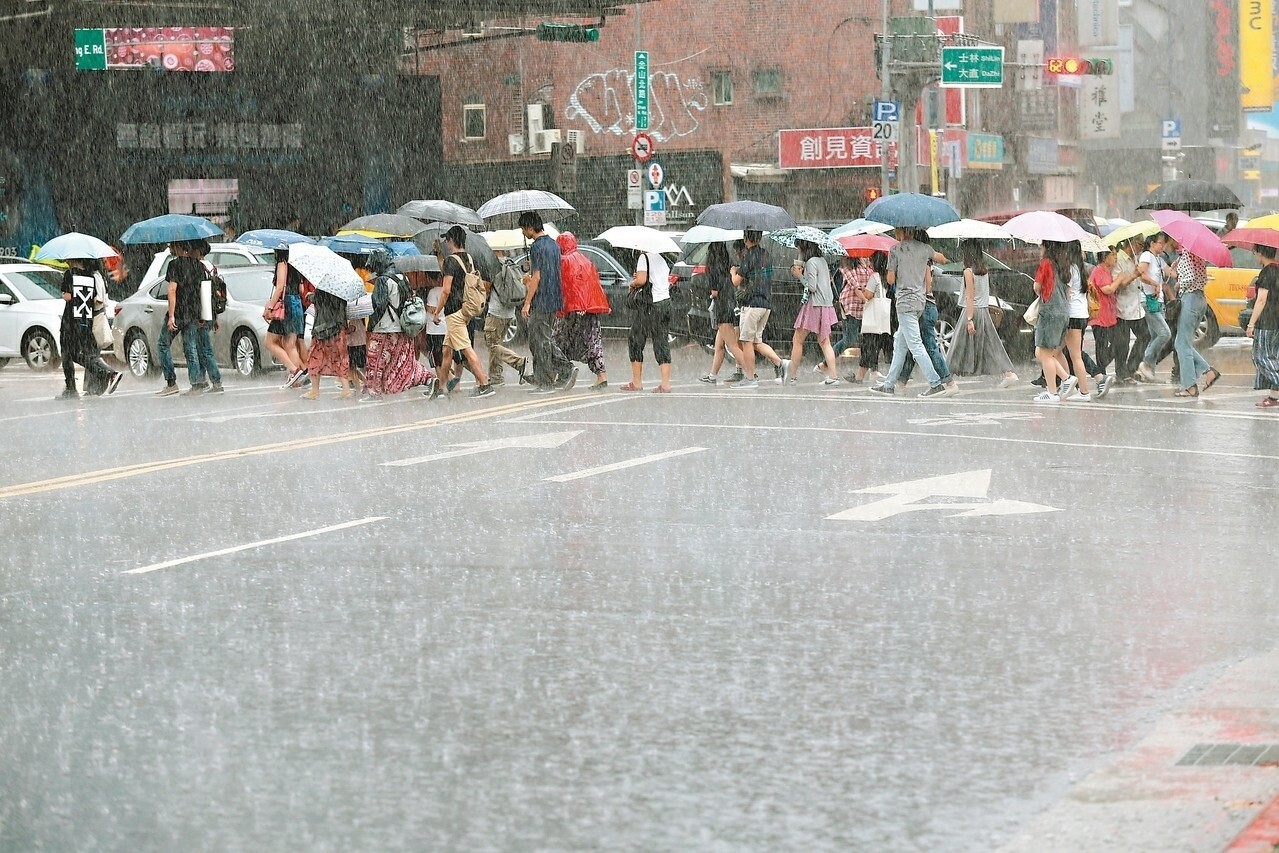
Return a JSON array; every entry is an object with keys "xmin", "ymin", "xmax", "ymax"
[
  {"xmin": 907, "ymin": 412, "xmax": 1044, "ymax": 428},
  {"xmin": 827, "ymin": 469, "xmax": 1060, "ymax": 522},
  {"xmin": 381, "ymin": 430, "xmax": 583, "ymax": 467}
]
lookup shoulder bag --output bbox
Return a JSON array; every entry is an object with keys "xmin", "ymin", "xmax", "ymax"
[
  {"xmin": 91, "ymin": 273, "xmax": 114, "ymax": 349},
  {"xmin": 626, "ymin": 253, "xmax": 655, "ymax": 310},
  {"xmin": 860, "ymin": 277, "xmax": 892, "ymax": 335}
]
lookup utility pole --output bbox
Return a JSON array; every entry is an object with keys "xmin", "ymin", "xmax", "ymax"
[
  {"xmin": 880, "ymin": 0, "xmax": 891, "ymax": 198},
  {"xmin": 634, "ymin": 4, "xmax": 644, "ymax": 226},
  {"xmin": 927, "ymin": 0, "xmax": 939, "ymax": 196}
]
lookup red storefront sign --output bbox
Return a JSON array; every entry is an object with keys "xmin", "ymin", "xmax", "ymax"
[{"xmin": 778, "ymin": 127, "xmax": 899, "ymax": 170}]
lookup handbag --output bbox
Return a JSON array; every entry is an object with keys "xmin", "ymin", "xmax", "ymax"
[
  {"xmin": 91, "ymin": 273, "xmax": 113, "ymax": 348},
  {"xmin": 267, "ymin": 301, "xmax": 286, "ymax": 321},
  {"xmin": 861, "ymin": 281, "xmax": 892, "ymax": 335},
  {"xmin": 626, "ymin": 284, "xmax": 653, "ymax": 311},
  {"xmin": 1023, "ymin": 297, "xmax": 1041, "ymax": 327},
  {"xmin": 1144, "ymin": 293, "xmax": 1163, "ymax": 314}
]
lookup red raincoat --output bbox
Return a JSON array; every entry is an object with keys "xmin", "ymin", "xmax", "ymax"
[{"xmin": 557, "ymin": 232, "xmax": 610, "ymax": 316}]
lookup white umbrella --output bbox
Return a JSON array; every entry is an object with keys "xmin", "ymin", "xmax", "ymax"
[
  {"xmin": 483, "ymin": 224, "xmax": 559, "ymax": 252},
  {"xmin": 927, "ymin": 219, "xmax": 1012, "ymax": 241},
  {"xmin": 287, "ymin": 243, "xmax": 365, "ymax": 302},
  {"xmin": 477, "ymin": 190, "xmax": 575, "ymax": 228},
  {"xmin": 828, "ymin": 218, "xmax": 894, "ymax": 238},
  {"xmin": 680, "ymin": 225, "xmax": 744, "ymax": 245},
  {"xmin": 1002, "ymin": 210, "xmax": 1092, "ymax": 244},
  {"xmin": 597, "ymin": 225, "xmax": 682, "ymax": 254},
  {"xmin": 34, "ymin": 232, "xmax": 119, "ymax": 261}
]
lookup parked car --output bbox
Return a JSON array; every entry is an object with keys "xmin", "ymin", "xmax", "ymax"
[
  {"xmin": 134, "ymin": 242, "xmax": 275, "ymax": 299},
  {"xmin": 112, "ymin": 266, "xmax": 282, "ymax": 378},
  {"xmin": 502, "ymin": 239, "xmax": 690, "ymax": 343},
  {"xmin": 0, "ymin": 261, "xmax": 67, "ymax": 370},
  {"xmin": 1202, "ymin": 246, "xmax": 1261, "ymax": 342},
  {"xmin": 1237, "ymin": 273, "xmax": 1262, "ymax": 331}
]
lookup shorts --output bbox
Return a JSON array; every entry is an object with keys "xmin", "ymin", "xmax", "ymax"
[
  {"xmin": 1067, "ymin": 317, "xmax": 1089, "ymax": 331},
  {"xmin": 444, "ymin": 311, "xmax": 472, "ymax": 351},
  {"xmin": 738, "ymin": 306, "xmax": 771, "ymax": 344}
]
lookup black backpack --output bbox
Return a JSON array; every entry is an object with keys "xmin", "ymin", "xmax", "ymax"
[{"xmin": 203, "ymin": 260, "xmax": 228, "ymax": 316}]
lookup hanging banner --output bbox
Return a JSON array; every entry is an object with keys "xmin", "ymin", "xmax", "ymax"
[
  {"xmin": 1080, "ymin": 75, "xmax": 1121, "ymax": 139},
  {"xmin": 1207, "ymin": 0, "xmax": 1240, "ymax": 136},
  {"xmin": 1077, "ymin": 0, "xmax": 1118, "ymax": 47},
  {"xmin": 1242, "ymin": 0, "xmax": 1274, "ymax": 112}
]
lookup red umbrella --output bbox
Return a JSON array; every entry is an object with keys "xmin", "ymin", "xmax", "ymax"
[
  {"xmin": 1222, "ymin": 228, "xmax": 1279, "ymax": 252},
  {"xmin": 837, "ymin": 233, "xmax": 897, "ymax": 257},
  {"xmin": 1150, "ymin": 210, "xmax": 1232, "ymax": 267}
]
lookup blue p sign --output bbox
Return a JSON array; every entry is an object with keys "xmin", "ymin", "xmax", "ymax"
[{"xmin": 873, "ymin": 100, "xmax": 901, "ymax": 123}]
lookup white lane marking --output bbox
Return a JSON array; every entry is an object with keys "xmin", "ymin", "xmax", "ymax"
[
  {"xmin": 525, "ymin": 418, "xmax": 1279, "ymax": 463},
  {"xmin": 0, "ymin": 409, "xmax": 87, "ymax": 424},
  {"xmin": 123, "ymin": 516, "xmax": 386, "ymax": 576},
  {"xmin": 501, "ymin": 395, "xmax": 637, "ymax": 422},
  {"xmin": 545, "ymin": 446, "xmax": 708, "ymax": 482},
  {"xmin": 828, "ymin": 470, "xmax": 1060, "ymax": 521},
  {"xmin": 907, "ymin": 412, "xmax": 1044, "ymax": 427},
  {"xmin": 382, "ymin": 430, "xmax": 583, "ymax": 467},
  {"xmin": 189, "ymin": 395, "xmax": 423, "ymax": 423}
]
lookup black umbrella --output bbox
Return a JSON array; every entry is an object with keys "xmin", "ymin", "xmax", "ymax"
[
  {"xmin": 397, "ymin": 200, "xmax": 485, "ymax": 230},
  {"xmin": 338, "ymin": 213, "xmax": 429, "ymax": 238},
  {"xmin": 393, "ymin": 254, "xmax": 440, "ymax": 274},
  {"xmin": 1136, "ymin": 180, "xmax": 1243, "ymax": 212},
  {"xmin": 696, "ymin": 200, "xmax": 796, "ymax": 231},
  {"xmin": 412, "ymin": 223, "xmax": 499, "ymax": 282}
]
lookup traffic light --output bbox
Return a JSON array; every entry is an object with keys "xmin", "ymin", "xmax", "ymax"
[
  {"xmin": 1046, "ymin": 57, "xmax": 1114, "ymax": 75},
  {"xmin": 864, "ymin": 186, "xmax": 882, "ymax": 204},
  {"xmin": 536, "ymin": 23, "xmax": 601, "ymax": 42}
]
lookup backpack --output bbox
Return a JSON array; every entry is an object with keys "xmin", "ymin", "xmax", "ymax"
[
  {"xmin": 386, "ymin": 274, "xmax": 428, "ymax": 337},
  {"xmin": 491, "ymin": 258, "xmax": 527, "ymax": 308},
  {"xmin": 456, "ymin": 252, "xmax": 487, "ymax": 321},
  {"xmin": 201, "ymin": 260, "xmax": 228, "ymax": 316}
]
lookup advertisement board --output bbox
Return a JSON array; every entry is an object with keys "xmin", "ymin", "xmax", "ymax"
[{"xmin": 75, "ymin": 27, "xmax": 235, "ymax": 72}]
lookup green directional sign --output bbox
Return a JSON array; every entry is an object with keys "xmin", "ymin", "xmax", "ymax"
[
  {"xmin": 74, "ymin": 29, "xmax": 107, "ymax": 71},
  {"xmin": 634, "ymin": 50, "xmax": 649, "ymax": 131},
  {"xmin": 940, "ymin": 46, "xmax": 1004, "ymax": 89}
]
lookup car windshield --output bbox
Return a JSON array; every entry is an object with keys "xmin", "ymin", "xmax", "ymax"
[
  {"xmin": 5, "ymin": 269, "xmax": 63, "ymax": 300},
  {"xmin": 227, "ymin": 273, "xmax": 275, "ymax": 303},
  {"xmin": 1227, "ymin": 247, "xmax": 1262, "ymax": 270}
]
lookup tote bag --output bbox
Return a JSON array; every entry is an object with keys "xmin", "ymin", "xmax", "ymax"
[{"xmin": 860, "ymin": 275, "xmax": 892, "ymax": 335}]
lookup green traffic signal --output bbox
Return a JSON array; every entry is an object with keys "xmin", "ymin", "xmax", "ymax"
[{"xmin": 536, "ymin": 23, "xmax": 601, "ymax": 42}]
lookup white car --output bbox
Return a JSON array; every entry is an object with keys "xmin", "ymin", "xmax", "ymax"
[
  {"xmin": 0, "ymin": 261, "xmax": 70, "ymax": 370},
  {"xmin": 136, "ymin": 242, "xmax": 275, "ymax": 295}
]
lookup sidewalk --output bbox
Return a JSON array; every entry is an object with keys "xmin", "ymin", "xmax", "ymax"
[{"xmin": 1002, "ymin": 647, "xmax": 1279, "ymax": 852}]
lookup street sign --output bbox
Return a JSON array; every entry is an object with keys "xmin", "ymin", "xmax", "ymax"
[
  {"xmin": 1161, "ymin": 118, "xmax": 1182, "ymax": 151},
  {"xmin": 940, "ymin": 46, "xmax": 1005, "ymax": 88},
  {"xmin": 647, "ymin": 161, "xmax": 664, "ymax": 188},
  {"xmin": 634, "ymin": 50, "xmax": 650, "ymax": 131},
  {"xmin": 872, "ymin": 99, "xmax": 901, "ymax": 123},
  {"xmin": 74, "ymin": 29, "xmax": 107, "ymax": 71},
  {"xmin": 627, "ymin": 169, "xmax": 642, "ymax": 210},
  {"xmin": 872, "ymin": 99, "xmax": 900, "ymax": 148},
  {"xmin": 643, "ymin": 189, "xmax": 666, "ymax": 227},
  {"xmin": 872, "ymin": 119, "xmax": 898, "ymax": 144},
  {"xmin": 630, "ymin": 132, "xmax": 655, "ymax": 162}
]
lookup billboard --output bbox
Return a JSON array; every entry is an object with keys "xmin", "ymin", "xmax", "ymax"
[
  {"xmin": 1242, "ymin": 0, "xmax": 1274, "ymax": 112},
  {"xmin": 75, "ymin": 27, "xmax": 235, "ymax": 72}
]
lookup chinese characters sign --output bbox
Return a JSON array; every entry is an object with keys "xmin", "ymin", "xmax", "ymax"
[
  {"xmin": 1080, "ymin": 76, "xmax": 1120, "ymax": 139},
  {"xmin": 778, "ymin": 128, "xmax": 898, "ymax": 170},
  {"xmin": 116, "ymin": 122, "xmax": 302, "ymax": 151},
  {"xmin": 966, "ymin": 133, "xmax": 1004, "ymax": 170},
  {"xmin": 76, "ymin": 27, "xmax": 235, "ymax": 72}
]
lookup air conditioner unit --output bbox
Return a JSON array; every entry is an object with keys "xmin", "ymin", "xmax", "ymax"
[
  {"xmin": 530, "ymin": 128, "xmax": 560, "ymax": 155},
  {"xmin": 564, "ymin": 129, "xmax": 585, "ymax": 154},
  {"xmin": 526, "ymin": 104, "xmax": 544, "ymax": 136},
  {"xmin": 508, "ymin": 133, "xmax": 526, "ymax": 156}
]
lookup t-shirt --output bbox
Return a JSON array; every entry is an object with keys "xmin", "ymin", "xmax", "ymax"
[
  {"xmin": 424, "ymin": 286, "xmax": 448, "ymax": 335},
  {"xmin": 1089, "ymin": 264, "xmax": 1118, "ymax": 327},
  {"xmin": 442, "ymin": 253, "xmax": 472, "ymax": 316},
  {"xmin": 166, "ymin": 255, "xmax": 204, "ymax": 326},
  {"xmin": 1139, "ymin": 250, "xmax": 1164, "ymax": 302},
  {"xmin": 887, "ymin": 240, "xmax": 931, "ymax": 315},
  {"xmin": 1066, "ymin": 265, "xmax": 1089, "ymax": 319},
  {"xmin": 528, "ymin": 234, "xmax": 563, "ymax": 314},
  {"xmin": 1255, "ymin": 264, "xmax": 1279, "ymax": 331},
  {"xmin": 1114, "ymin": 250, "xmax": 1145, "ymax": 321},
  {"xmin": 737, "ymin": 245, "xmax": 771, "ymax": 309},
  {"xmin": 61, "ymin": 270, "xmax": 96, "ymax": 323},
  {"xmin": 637, "ymin": 252, "xmax": 671, "ymax": 302}
]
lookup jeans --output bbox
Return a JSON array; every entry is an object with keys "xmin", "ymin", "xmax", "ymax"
[
  {"xmin": 883, "ymin": 310, "xmax": 941, "ymax": 389},
  {"xmin": 1174, "ymin": 290, "xmax": 1211, "ymax": 389},
  {"xmin": 191, "ymin": 322, "xmax": 221, "ymax": 386},
  {"xmin": 835, "ymin": 316, "xmax": 862, "ymax": 354},
  {"xmin": 525, "ymin": 308, "xmax": 571, "ymax": 387},
  {"xmin": 157, "ymin": 319, "xmax": 201, "ymax": 386},
  {"xmin": 900, "ymin": 301, "xmax": 950, "ymax": 384},
  {"xmin": 1143, "ymin": 310, "xmax": 1171, "ymax": 367}
]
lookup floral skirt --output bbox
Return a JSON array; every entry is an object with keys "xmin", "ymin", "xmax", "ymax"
[
  {"xmin": 307, "ymin": 330, "xmax": 349, "ymax": 377},
  {"xmin": 555, "ymin": 312, "xmax": 606, "ymax": 376},
  {"xmin": 366, "ymin": 332, "xmax": 435, "ymax": 395}
]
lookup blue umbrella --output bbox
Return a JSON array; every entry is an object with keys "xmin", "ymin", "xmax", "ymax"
[
  {"xmin": 33, "ymin": 232, "xmax": 118, "ymax": 261},
  {"xmin": 120, "ymin": 213, "xmax": 223, "ymax": 245},
  {"xmin": 864, "ymin": 193, "xmax": 960, "ymax": 229},
  {"xmin": 320, "ymin": 234, "xmax": 386, "ymax": 256},
  {"xmin": 385, "ymin": 241, "xmax": 421, "ymax": 257},
  {"xmin": 236, "ymin": 229, "xmax": 315, "ymax": 250}
]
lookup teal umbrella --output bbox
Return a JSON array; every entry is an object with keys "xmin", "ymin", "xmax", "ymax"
[
  {"xmin": 864, "ymin": 193, "xmax": 960, "ymax": 229},
  {"xmin": 33, "ymin": 232, "xmax": 118, "ymax": 260},
  {"xmin": 120, "ymin": 213, "xmax": 222, "ymax": 245}
]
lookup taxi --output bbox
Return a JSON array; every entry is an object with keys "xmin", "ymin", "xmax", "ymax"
[{"xmin": 1205, "ymin": 213, "xmax": 1270, "ymax": 337}]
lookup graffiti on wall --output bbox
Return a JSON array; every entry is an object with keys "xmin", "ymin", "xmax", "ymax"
[{"xmin": 566, "ymin": 69, "xmax": 707, "ymax": 142}]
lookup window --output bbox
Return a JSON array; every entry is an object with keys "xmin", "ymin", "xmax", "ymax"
[
  {"xmin": 211, "ymin": 251, "xmax": 253, "ymax": 268},
  {"xmin": 711, "ymin": 70, "xmax": 733, "ymax": 106},
  {"xmin": 752, "ymin": 68, "xmax": 782, "ymax": 97},
  {"xmin": 463, "ymin": 104, "xmax": 486, "ymax": 140}
]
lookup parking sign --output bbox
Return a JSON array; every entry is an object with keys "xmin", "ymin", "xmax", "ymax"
[{"xmin": 872, "ymin": 100, "xmax": 901, "ymax": 123}]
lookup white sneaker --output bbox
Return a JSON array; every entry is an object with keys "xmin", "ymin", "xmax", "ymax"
[
  {"xmin": 1071, "ymin": 392, "xmax": 1092, "ymax": 402},
  {"xmin": 1137, "ymin": 363, "xmax": 1156, "ymax": 383},
  {"xmin": 943, "ymin": 380, "xmax": 960, "ymax": 397},
  {"xmin": 821, "ymin": 377, "xmax": 839, "ymax": 386},
  {"xmin": 1094, "ymin": 374, "xmax": 1111, "ymax": 399},
  {"xmin": 777, "ymin": 359, "xmax": 790, "ymax": 383},
  {"xmin": 1033, "ymin": 391, "xmax": 1061, "ymax": 403},
  {"xmin": 998, "ymin": 373, "xmax": 1019, "ymax": 389},
  {"xmin": 1058, "ymin": 375, "xmax": 1078, "ymax": 400}
]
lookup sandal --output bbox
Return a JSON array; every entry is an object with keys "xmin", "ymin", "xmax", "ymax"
[
  {"xmin": 1173, "ymin": 387, "xmax": 1198, "ymax": 398},
  {"xmin": 1202, "ymin": 368, "xmax": 1222, "ymax": 390},
  {"xmin": 652, "ymin": 385, "xmax": 671, "ymax": 393},
  {"xmin": 619, "ymin": 382, "xmax": 643, "ymax": 391}
]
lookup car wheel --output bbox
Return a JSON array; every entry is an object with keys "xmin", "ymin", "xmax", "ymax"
[
  {"xmin": 1194, "ymin": 308, "xmax": 1221, "ymax": 351},
  {"xmin": 935, "ymin": 312, "xmax": 958, "ymax": 354},
  {"xmin": 125, "ymin": 330, "xmax": 153, "ymax": 377},
  {"xmin": 22, "ymin": 328, "xmax": 56, "ymax": 371},
  {"xmin": 233, "ymin": 329, "xmax": 260, "ymax": 377},
  {"xmin": 503, "ymin": 315, "xmax": 524, "ymax": 344}
]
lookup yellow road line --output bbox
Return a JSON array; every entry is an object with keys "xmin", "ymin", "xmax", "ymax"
[{"xmin": 0, "ymin": 394, "xmax": 587, "ymax": 500}]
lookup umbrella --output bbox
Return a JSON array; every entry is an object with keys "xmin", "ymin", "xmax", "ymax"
[
  {"xmin": 837, "ymin": 233, "xmax": 898, "ymax": 257},
  {"xmin": 1001, "ymin": 210, "xmax": 1093, "ymax": 244},
  {"xmin": 1136, "ymin": 179, "xmax": 1243, "ymax": 212},
  {"xmin": 769, "ymin": 225, "xmax": 846, "ymax": 256},
  {"xmin": 338, "ymin": 213, "xmax": 429, "ymax": 239},
  {"xmin": 120, "ymin": 213, "xmax": 222, "ymax": 245},
  {"xmin": 236, "ymin": 229, "xmax": 315, "ymax": 250},
  {"xmin": 393, "ymin": 254, "xmax": 441, "ymax": 274},
  {"xmin": 482, "ymin": 224, "xmax": 560, "ymax": 252},
  {"xmin": 1150, "ymin": 210, "xmax": 1232, "ymax": 267},
  {"xmin": 1246, "ymin": 213, "xmax": 1279, "ymax": 231},
  {"xmin": 864, "ymin": 193, "xmax": 960, "ymax": 229},
  {"xmin": 597, "ymin": 225, "xmax": 682, "ymax": 255},
  {"xmin": 287, "ymin": 243, "xmax": 366, "ymax": 301},
  {"xmin": 828, "ymin": 218, "xmax": 894, "ymax": 238},
  {"xmin": 696, "ymin": 200, "xmax": 796, "ymax": 231},
  {"xmin": 477, "ymin": 190, "xmax": 576, "ymax": 228},
  {"xmin": 385, "ymin": 241, "xmax": 421, "ymax": 257},
  {"xmin": 926, "ymin": 219, "xmax": 1012, "ymax": 241},
  {"xmin": 412, "ymin": 223, "xmax": 500, "ymax": 282},
  {"xmin": 1222, "ymin": 228, "xmax": 1279, "ymax": 252},
  {"xmin": 680, "ymin": 225, "xmax": 744, "ymax": 245},
  {"xmin": 397, "ymin": 199, "xmax": 485, "ymax": 230},
  {"xmin": 1104, "ymin": 219, "xmax": 1159, "ymax": 248},
  {"xmin": 33, "ymin": 232, "xmax": 118, "ymax": 261},
  {"xmin": 320, "ymin": 234, "xmax": 386, "ymax": 256}
]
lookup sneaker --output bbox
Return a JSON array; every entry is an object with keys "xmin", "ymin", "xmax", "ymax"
[
  {"xmin": 843, "ymin": 375, "xmax": 863, "ymax": 384},
  {"xmin": 561, "ymin": 366, "xmax": 579, "ymax": 390},
  {"xmin": 943, "ymin": 380, "xmax": 960, "ymax": 397},
  {"xmin": 1094, "ymin": 374, "xmax": 1110, "ymax": 399},
  {"xmin": 776, "ymin": 359, "xmax": 790, "ymax": 382},
  {"xmin": 517, "ymin": 360, "xmax": 531, "ymax": 386},
  {"xmin": 869, "ymin": 383, "xmax": 895, "ymax": 395},
  {"xmin": 821, "ymin": 377, "xmax": 839, "ymax": 386},
  {"xmin": 998, "ymin": 373, "xmax": 1019, "ymax": 389},
  {"xmin": 1137, "ymin": 363, "xmax": 1156, "ymax": 383},
  {"xmin": 1058, "ymin": 375, "xmax": 1078, "ymax": 400},
  {"xmin": 446, "ymin": 377, "xmax": 460, "ymax": 393},
  {"xmin": 490, "ymin": 377, "xmax": 506, "ymax": 387},
  {"xmin": 55, "ymin": 389, "xmax": 79, "ymax": 401},
  {"xmin": 1072, "ymin": 392, "xmax": 1092, "ymax": 402},
  {"xmin": 919, "ymin": 383, "xmax": 948, "ymax": 398},
  {"xmin": 529, "ymin": 385, "xmax": 557, "ymax": 395},
  {"xmin": 1256, "ymin": 396, "xmax": 1279, "ymax": 409},
  {"xmin": 282, "ymin": 368, "xmax": 305, "ymax": 389},
  {"xmin": 208, "ymin": 382, "xmax": 224, "ymax": 394},
  {"xmin": 107, "ymin": 373, "xmax": 124, "ymax": 395},
  {"xmin": 470, "ymin": 384, "xmax": 497, "ymax": 398},
  {"xmin": 1033, "ymin": 391, "xmax": 1061, "ymax": 404},
  {"xmin": 156, "ymin": 384, "xmax": 179, "ymax": 397},
  {"xmin": 591, "ymin": 381, "xmax": 609, "ymax": 391},
  {"xmin": 420, "ymin": 378, "xmax": 437, "ymax": 398},
  {"xmin": 727, "ymin": 370, "xmax": 745, "ymax": 383},
  {"xmin": 699, "ymin": 374, "xmax": 718, "ymax": 384},
  {"xmin": 786, "ymin": 377, "xmax": 798, "ymax": 386},
  {"xmin": 181, "ymin": 385, "xmax": 205, "ymax": 397},
  {"xmin": 731, "ymin": 378, "xmax": 760, "ymax": 389}
]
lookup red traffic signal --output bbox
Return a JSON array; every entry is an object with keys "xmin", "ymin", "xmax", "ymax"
[
  {"xmin": 1046, "ymin": 56, "xmax": 1113, "ymax": 75},
  {"xmin": 864, "ymin": 186, "xmax": 882, "ymax": 204}
]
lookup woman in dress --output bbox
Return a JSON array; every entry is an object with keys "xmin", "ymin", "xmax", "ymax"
[
  {"xmin": 700, "ymin": 241, "xmax": 744, "ymax": 384},
  {"xmin": 302, "ymin": 287, "xmax": 352, "ymax": 400},
  {"xmin": 1248, "ymin": 243, "xmax": 1279, "ymax": 408},
  {"xmin": 1032, "ymin": 241, "xmax": 1071, "ymax": 403},
  {"xmin": 263, "ymin": 248, "xmax": 307, "ymax": 388},
  {"xmin": 946, "ymin": 239, "xmax": 1017, "ymax": 388},
  {"xmin": 784, "ymin": 239, "xmax": 839, "ymax": 385},
  {"xmin": 358, "ymin": 253, "xmax": 435, "ymax": 399}
]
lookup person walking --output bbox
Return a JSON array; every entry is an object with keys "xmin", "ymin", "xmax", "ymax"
[
  {"xmin": 263, "ymin": 248, "xmax": 307, "ymax": 389},
  {"xmin": 1112, "ymin": 236, "xmax": 1146, "ymax": 384},
  {"xmin": 1170, "ymin": 247, "xmax": 1221, "ymax": 399},
  {"xmin": 898, "ymin": 230, "xmax": 958, "ymax": 393},
  {"xmin": 1089, "ymin": 249, "xmax": 1122, "ymax": 384},
  {"xmin": 518, "ymin": 212, "xmax": 577, "ymax": 393},
  {"xmin": 155, "ymin": 241, "xmax": 206, "ymax": 397},
  {"xmin": 851, "ymin": 251, "xmax": 892, "ymax": 384},
  {"xmin": 1247, "ymin": 243, "xmax": 1279, "ymax": 408},
  {"xmin": 360, "ymin": 254, "xmax": 436, "ymax": 399},
  {"xmin": 701, "ymin": 241, "xmax": 744, "ymax": 384},
  {"xmin": 302, "ymin": 287, "xmax": 352, "ymax": 400},
  {"xmin": 946, "ymin": 239, "xmax": 1017, "ymax": 387},
  {"xmin": 555, "ymin": 232, "xmax": 609, "ymax": 390},
  {"xmin": 621, "ymin": 248, "xmax": 674, "ymax": 393},
  {"xmin": 434, "ymin": 226, "xmax": 495, "ymax": 398},
  {"xmin": 56, "ymin": 258, "xmax": 122, "ymax": 400},
  {"xmin": 1136, "ymin": 232, "xmax": 1173, "ymax": 383},
  {"xmin": 784, "ymin": 239, "xmax": 839, "ymax": 386},
  {"xmin": 1031, "ymin": 242, "xmax": 1071, "ymax": 403},
  {"xmin": 483, "ymin": 255, "xmax": 530, "ymax": 387},
  {"xmin": 871, "ymin": 227, "xmax": 950, "ymax": 398},
  {"xmin": 1060, "ymin": 240, "xmax": 1096, "ymax": 401},
  {"xmin": 188, "ymin": 239, "xmax": 224, "ymax": 394},
  {"xmin": 729, "ymin": 229, "xmax": 788, "ymax": 389}
]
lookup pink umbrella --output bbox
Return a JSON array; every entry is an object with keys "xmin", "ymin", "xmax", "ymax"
[
  {"xmin": 1001, "ymin": 210, "xmax": 1092, "ymax": 244},
  {"xmin": 1221, "ymin": 227, "xmax": 1279, "ymax": 252},
  {"xmin": 1150, "ymin": 210, "xmax": 1232, "ymax": 267},
  {"xmin": 837, "ymin": 233, "xmax": 897, "ymax": 257}
]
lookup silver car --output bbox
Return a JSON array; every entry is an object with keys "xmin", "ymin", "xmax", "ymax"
[{"xmin": 112, "ymin": 267, "xmax": 282, "ymax": 378}]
